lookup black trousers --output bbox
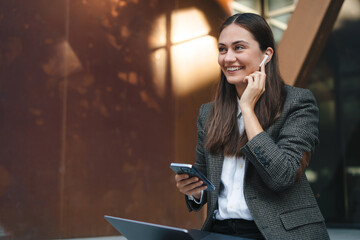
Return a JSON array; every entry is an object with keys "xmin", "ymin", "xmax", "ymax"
[{"xmin": 211, "ymin": 219, "xmax": 265, "ymax": 240}]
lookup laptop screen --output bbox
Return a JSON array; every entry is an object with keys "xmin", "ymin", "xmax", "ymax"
[
  {"xmin": 104, "ymin": 215, "xmax": 252, "ymax": 240},
  {"xmin": 104, "ymin": 215, "xmax": 194, "ymax": 240}
]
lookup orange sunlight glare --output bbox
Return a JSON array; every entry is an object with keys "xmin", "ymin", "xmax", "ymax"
[
  {"xmin": 171, "ymin": 36, "xmax": 220, "ymax": 96},
  {"xmin": 149, "ymin": 7, "xmax": 220, "ymax": 97}
]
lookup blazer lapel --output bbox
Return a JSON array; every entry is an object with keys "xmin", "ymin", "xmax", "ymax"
[{"xmin": 208, "ymin": 152, "xmax": 224, "ymax": 207}]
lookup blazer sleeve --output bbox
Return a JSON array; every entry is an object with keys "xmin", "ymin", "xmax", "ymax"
[
  {"xmin": 241, "ymin": 88, "xmax": 319, "ymax": 192},
  {"xmin": 186, "ymin": 104, "xmax": 208, "ymax": 212}
]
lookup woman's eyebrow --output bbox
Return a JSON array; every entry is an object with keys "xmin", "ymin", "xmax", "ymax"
[
  {"xmin": 218, "ymin": 40, "xmax": 249, "ymax": 46},
  {"xmin": 233, "ymin": 40, "xmax": 249, "ymax": 45}
]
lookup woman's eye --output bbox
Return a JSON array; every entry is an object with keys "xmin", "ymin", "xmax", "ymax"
[
  {"xmin": 235, "ymin": 45, "xmax": 244, "ymax": 51},
  {"xmin": 218, "ymin": 47, "xmax": 226, "ymax": 53}
]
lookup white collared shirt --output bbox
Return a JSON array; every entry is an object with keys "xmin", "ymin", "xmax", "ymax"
[
  {"xmin": 190, "ymin": 100, "xmax": 253, "ymax": 220},
  {"xmin": 213, "ymin": 102, "xmax": 253, "ymax": 220}
]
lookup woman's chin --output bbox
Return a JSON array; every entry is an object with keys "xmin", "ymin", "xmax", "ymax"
[{"xmin": 226, "ymin": 77, "xmax": 247, "ymax": 85}]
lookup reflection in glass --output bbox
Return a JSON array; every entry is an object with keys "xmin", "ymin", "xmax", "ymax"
[
  {"xmin": 231, "ymin": 0, "xmax": 296, "ymax": 44},
  {"xmin": 233, "ymin": 0, "xmax": 260, "ymax": 10},
  {"xmin": 171, "ymin": 8, "xmax": 210, "ymax": 44},
  {"xmin": 149, "ymin": 7, "xmax": 218, "ymax": 97},
  {"xmin": 42, "ymin": 41, "xmax": 83, "ymax": 78},
  {"xmin": 150, "ymin": 49, "xmax": 167, "ymax": 98},
  {"xmin": 273, "ymin": 13, "xmax": 292, "ymax": 24},
  {"xmin": 148, "ymin": 14, "xmax": 166, "ymax": 49},
  {"xmin": 171, "ymin": 36, "xmax": 219, "ymax": 96},
  {"xmin": 307, "ymin": 0, "xmax": 360, "ymax": 226},
  {"xmin": 268, "ymin": 0, "xmax": 295, "ymax": 12}
]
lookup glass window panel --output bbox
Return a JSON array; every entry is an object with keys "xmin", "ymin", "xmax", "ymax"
[
  {"xmin": 268, "ymin": 0, "xmax": 294, "ymax": 12},
  {"xmin": 307, "ymin": 0, "xmax": 360, "ymax": 226},
  {"xmin": 232, "ymin": 8, "xmax": 241, "ymax": 14},
  {"xmin": 308, "ymin": 76, "xmax": 345, "ymax": 223},
  {"xmin": 272, "ymin": 13, "xmax": 292, "ymax": 24},
  {"xmin": 269, "ymin": 25, "xmax": 283, "ymax": 44},
  {"xmin": 234, "ymin": 0, "xmax": 259, "ymax": 10}
]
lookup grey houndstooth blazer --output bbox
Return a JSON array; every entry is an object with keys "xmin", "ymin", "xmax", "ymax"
[{"xmin": 186, "ymin": 85, "xmax": 330, "ymax": 240}]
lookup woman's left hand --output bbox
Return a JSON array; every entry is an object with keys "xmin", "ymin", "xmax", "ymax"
[{"xmin": 239, "ymin": 63, "xmax": 266, "ymax": 112}]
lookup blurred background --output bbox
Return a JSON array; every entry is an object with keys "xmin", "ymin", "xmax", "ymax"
[{"xmin": 0, "ymin": 0, "xmax": 359, "ymax": 239}]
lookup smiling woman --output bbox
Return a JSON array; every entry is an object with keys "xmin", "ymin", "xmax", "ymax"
[
  {"xmin": 173, "ymin": 13, "xmax": 330, "ymax": 240},
  {"xmin": 207, "ymin": 13, "xmax": 284, "ymax": 158},
  {"xmin": 217, "ymin": 24, "xmax": 273, "ymax": 94}
]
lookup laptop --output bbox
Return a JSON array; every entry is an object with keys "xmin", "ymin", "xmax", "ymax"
[{"xmin": 104, "ymin": 215, "xmax": 252, "ymax": 240}]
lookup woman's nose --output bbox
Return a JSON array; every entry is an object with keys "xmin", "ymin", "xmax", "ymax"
[{"xmin": 224, "ymin": 50, "xmax": 236, "ymax": 62}]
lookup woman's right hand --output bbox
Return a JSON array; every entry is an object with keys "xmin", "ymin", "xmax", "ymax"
[{"xmin": 175, "ymin": 174, "xmax": 207, "ymax": 200}]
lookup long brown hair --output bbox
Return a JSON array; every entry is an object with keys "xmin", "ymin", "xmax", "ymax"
[{"xmin": 205, "ymin": 13, "xmax": 286, "ymax": 157}]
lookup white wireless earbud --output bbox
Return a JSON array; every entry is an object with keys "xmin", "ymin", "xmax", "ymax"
[{"xmin": 259, "ymin": 54, "xmax": 269, "ymax": 68}]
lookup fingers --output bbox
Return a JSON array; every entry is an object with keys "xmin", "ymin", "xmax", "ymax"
[
  {"xmin": 249, "ymin": 72, "xmax": 265, "ymax": 91},
  {"xmin": 176, "ymin": 175, "xmax": 200, "ymax": 190},
  {"xmin": 186, "ymin": 185, "xmax": 207, "ymax": 197},
  {"xmin": 181, "ymin": 180, "xmax": 207, "ymax": 196},
  {"xmin": 244, "ymin": 76, "xmax": 252, "ymax": 84},
  {"xmin": 174, "ymin": 174, "xmax": 207, "ymax": 195},
  {"xmin": 240, "ymin": 70, "xmax": 266, "ymax": 110},
  {"xmin": 174, "ymin": 173, "xmax": 189, "ymax": 182}
]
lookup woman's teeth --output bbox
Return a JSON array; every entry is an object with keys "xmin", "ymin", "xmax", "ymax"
[{"xmin": 227, "ymin": 66, "xmax": 244, "ymax": 71}]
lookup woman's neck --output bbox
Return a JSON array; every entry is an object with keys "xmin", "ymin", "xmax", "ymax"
[{"xmin": 235, "ymin": 83, "xmax": 247, "ymax": 98}]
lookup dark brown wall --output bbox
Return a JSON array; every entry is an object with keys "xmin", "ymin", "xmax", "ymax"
[{"xmin": 0, "ymin": 0, "xmax": 227, "ymax": 239}]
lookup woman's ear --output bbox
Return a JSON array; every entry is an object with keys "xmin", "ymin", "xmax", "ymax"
[{"xmin": 265, "ymin": 47, "xmax": 274, "ymax": 64}]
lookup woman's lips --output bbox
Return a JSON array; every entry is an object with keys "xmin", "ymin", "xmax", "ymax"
[{"xmin": 226, "ymin": 66, "xmax": 244, "ymax": 73}]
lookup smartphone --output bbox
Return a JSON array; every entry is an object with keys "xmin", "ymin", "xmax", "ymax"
[{"xmin": 170, "ymin": 163, "xmax": 215, "ymax": 191}]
